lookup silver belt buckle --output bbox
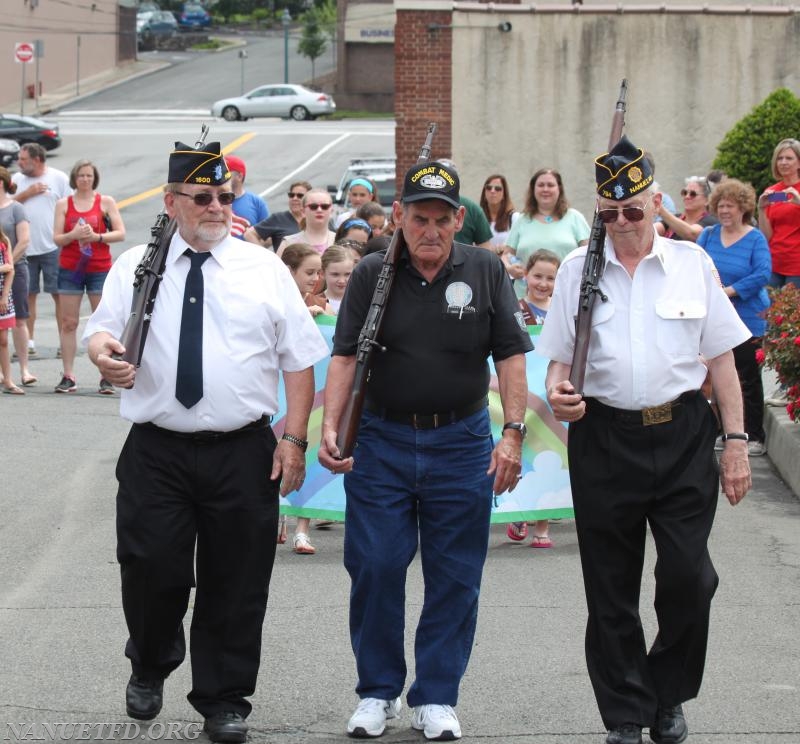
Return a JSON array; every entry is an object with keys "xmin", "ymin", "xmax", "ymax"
[{"xmin": 642, "ymin": 402, "xmax": 672, "ymax": 426}]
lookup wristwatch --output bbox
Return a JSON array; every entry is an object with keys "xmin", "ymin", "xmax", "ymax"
[
  {"xmin": 721, "ymin": 432, "xmax": 748, "ymax": 442},
  {"xmin": 502, "ymin": 422, "xmax": 528, "ymax": 439}
]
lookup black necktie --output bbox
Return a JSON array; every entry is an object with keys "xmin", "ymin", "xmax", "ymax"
[{"xmin": 176, "ymin": 249, "xmax": 211, "ymax": 409}]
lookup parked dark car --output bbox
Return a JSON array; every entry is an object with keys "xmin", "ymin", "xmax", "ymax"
[
  {"xmin": 0, "ymin": 114, "xmax": 61, "ymax": 151},
  {"xmin": 176, "ymin": 3, "xmax": 211, "ymax": 29},
  {"xmin": 137, "ymin": 10, "xmax": 178, "ymax": 49},
  {"xmin": 0, "ymin": 138, "xmax": 20, "ymax": 167}
]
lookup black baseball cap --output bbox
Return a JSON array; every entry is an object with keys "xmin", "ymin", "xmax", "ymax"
[{"xmin": 401, "ymin": 160, "xmax": 460, "ymax": 208}]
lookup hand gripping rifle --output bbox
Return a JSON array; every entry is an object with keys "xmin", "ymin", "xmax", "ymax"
[
  {"xmin": 335, "ymin": 123, "xmax": 437, "ymax": 459},
  {"xmin": 568, "ymin": 80, "xmax": 628, "ymax": 393},
  {"xmin": 114, "ymin": 125, "xmax": 210, "ymax": 367}
]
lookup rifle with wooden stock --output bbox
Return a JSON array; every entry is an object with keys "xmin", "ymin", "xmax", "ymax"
[
  {"xmin": 114, "ymin": 125, "xmax": 209, "ymax": 367},
  {"xmin": 569, "ymin": 80, "xmax": 628, "ymax": 393},
  {"xmin": 335, "ymin": 122, "xmax": 437, "ymax": 459}
]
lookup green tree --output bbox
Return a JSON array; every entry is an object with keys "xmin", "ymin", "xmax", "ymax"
[
  {"xmin": 297, "ymin": 6, "xmax": 327, "ymax": 85},
  {"xmin": 713, "ymin": 88, "xmax": 800, "ymax": 196}
]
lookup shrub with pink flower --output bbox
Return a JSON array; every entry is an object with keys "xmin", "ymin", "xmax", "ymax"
[{"xmin": 761, "ymin": 284, "xmax": 800, "ymax": 421}]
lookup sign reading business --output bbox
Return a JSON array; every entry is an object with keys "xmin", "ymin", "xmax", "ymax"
[{"xmin": 344, "ymin": 2, "xmax": 395, "ymax": 44}]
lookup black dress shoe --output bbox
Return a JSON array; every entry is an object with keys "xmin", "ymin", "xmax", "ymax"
[
  {"xmin": 203, "ymin": 712, "xmax": 248, "ymax": 743},
  {"xmin": 606, "ymin": 723, "xmax": 643, "ymax": 744},
  {"xmin": 650, "ymin": 704, "xmax": 688, "ymax": 744},
  {"xmin": 125, "ymin": 675, "xmax": 164, "ymax": 720}
]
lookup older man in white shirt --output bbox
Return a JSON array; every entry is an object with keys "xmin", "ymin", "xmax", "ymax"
[{"xmin": 84, "ymin": 140, "xmax": 328, "ymax": 743}]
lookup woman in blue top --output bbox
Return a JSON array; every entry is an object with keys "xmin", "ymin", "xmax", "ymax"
[{"xmin": 697, "ymin": 178, "xmax": 771, "ymax": 455}]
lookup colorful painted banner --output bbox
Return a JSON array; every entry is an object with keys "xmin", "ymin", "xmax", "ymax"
[{"xmin": 274, "ymin": 317, "xmax": 573, "ymax": 523}]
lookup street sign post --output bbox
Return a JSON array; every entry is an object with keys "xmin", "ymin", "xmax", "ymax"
[{"xmin": 15, "ymin": 42, "xmax": 35, "ymax": 115}]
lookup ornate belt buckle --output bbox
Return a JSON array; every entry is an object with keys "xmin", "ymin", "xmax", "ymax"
[{"xmin": 642, "ymin": 402, "xmax": 672, "ymax": 426}]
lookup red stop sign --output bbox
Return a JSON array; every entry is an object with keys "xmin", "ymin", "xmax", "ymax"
[{"xmin": 15, "ymin": 43, "xmax": 35, "ymax": 64}]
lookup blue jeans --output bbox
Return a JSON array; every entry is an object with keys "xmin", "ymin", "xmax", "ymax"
[
  {"xmin": 343, "ymin": 408, "xmax": 494, "ymax": 707},
  {"xmin": 769, "ymin": 272, "xmax": 800, "ymax": 289}
]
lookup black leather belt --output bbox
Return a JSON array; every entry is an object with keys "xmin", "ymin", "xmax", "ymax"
[
  {"xmin": 365, "ymin": 397, "xmax": 487, "ymax": 430},
  {"xmin": 586, "ymin": 391, "xmax": 700, "ymax": 427},
  {"xmin": 135, "ymin": 415, "xmax": 272, "ymax": 442}
]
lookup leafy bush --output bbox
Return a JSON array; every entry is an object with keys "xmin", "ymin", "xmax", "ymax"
[
  {"xmin": 713, "ymin": 89, "xmax": 800, "ymax": 197},
  {"xmin": 760, "ymin": 284, "xmax": 800, "ymax": 421}
]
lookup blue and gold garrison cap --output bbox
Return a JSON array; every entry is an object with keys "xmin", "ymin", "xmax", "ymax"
[
  {"xmin": 167, "ymin": 141, "xmax": 231, "ymax": 185},
  {"xmin": 595, "ymin": 135, "xmax": 654, "ymax": 201}
]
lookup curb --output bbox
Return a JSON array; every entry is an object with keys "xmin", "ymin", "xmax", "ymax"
[{"xmin": 765, "ymin": 405, "xmax": 800, "ymax": 498}]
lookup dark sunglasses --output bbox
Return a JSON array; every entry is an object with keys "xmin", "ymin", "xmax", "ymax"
[
  {"xmin": 485, "ymin": 184, "xmax": 503, "ymax": 192},
  {"xmin": 287, "ymin": 191, "xmax": 306, "ymax": 198},
  {"xmin": 597, "ymin": 198, "xmax": 652, "ymax": 224},
  {"xmin": 680, "ymin": 189, "xmax": 703, "ymax": 198},
  {"xmin": 173, "ymin": 190, "xmax": 235, "ymax": 206},
  {"xmin": 306, "ymin": 202, "xmax": 332, "ymax": 211}
]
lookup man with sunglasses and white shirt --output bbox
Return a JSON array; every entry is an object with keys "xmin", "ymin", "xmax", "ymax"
[
  {"xmin": 83, "ymin": 141, "xmax": 328, "ymax": 742},
  {"xmin": 537, "ymin": 137, "xmax": 751, "ymax": 744}
]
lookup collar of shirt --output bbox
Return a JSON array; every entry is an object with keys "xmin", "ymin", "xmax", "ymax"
[
  {"xmin": 603, "ymin": 228, "xmax": 670, "ymax": 274},
  {"xmin": 399, "ymin": 240, "xmax": 466, "ymax": 281},
  {"xmin": 169, "ymin": 230, "xmax": 235, "ymax": 269}
]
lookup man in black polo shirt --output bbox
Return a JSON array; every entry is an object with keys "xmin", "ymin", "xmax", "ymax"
[{"xmin": 319, "ymin": 161, "xmax": 533, "ymax": 741}]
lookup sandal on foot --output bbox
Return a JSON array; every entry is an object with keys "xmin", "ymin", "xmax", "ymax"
[
  {"xmin": 2, "ymin": 385, "xmax": 25, "ymax": 395},
  {"xmin": 507, "ymin": 522, "xmax": 528, "ymax": 541},
  {"xmin": 293, "ymin": 533, "xmax": 316, "ymax": 555},
  {"xmin": 22, "ymin": 375, "xmax": 38, "ymax": 386},
  {"xmin": 276, "ymin": 515, "xmax": 287, "ymax": 544},
  {"xmin": 530, "ymin": 534, "xmax": 553, "ymax": 549}
]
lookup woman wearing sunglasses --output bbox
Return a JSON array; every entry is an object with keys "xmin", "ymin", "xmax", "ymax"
[
  {"xmin": 656, "ymin": 176, "xmax": 717, "ymax": 241},
  {"xmin": 244, "ymin": 180, "xmax": 311, "ymax": 251},
  {"xmin": 479, "ymin": 174, "xmax": 519, "ymax": 253},
  {"xmin": 277, "ymin": 189, "xmax": 336, "ymax": 258}
]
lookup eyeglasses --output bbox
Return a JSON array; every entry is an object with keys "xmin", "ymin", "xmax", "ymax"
[
  {"xmin": 306, "ymin": 203, "xmax": 332, "ymax": 211},
  {"xmin": 173, "ymin": 190, "xmax": 235, "ymax": 206},
  {"xmin": 680, "ymin": 189, "xmax": 703, "ymax": 198},
  {"xmin": 485, "ymin": 184, "xmax": 503, "ymax": 192},
  {"xmin": 597, "ymin": 198, "xmax": 652, "ymax": 224},
  {"xmin": 287, "ymin": 191, "xmax": 306, "ymax": 199}
]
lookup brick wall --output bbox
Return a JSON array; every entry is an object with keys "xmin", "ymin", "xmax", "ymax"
[{"xmin": 394, "ymin": 8, "xmax": 453, "ymax": 193}]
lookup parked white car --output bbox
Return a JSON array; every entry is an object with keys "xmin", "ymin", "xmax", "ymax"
[{"xmin": 211, "ymin": 84, "xmax": 336, "ymax": 122}]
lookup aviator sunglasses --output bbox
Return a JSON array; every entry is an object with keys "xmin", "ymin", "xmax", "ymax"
[
  {"xmin": 485, "ymin": 184, "xmax": 503, "ymax": 192},
  {"xmin": 596, "ymin": 197, "xmax": 653, "ymax": 224},
  {"xmin": 173, "ymin": 191, "xmax": 236, "ymax": 206},
  {"xmin": 680, "ymin": 189, "xmax": 704, "ymax": 198},
  {"xmin": 306, "ymin": 202, "xmax": 332, "ymax": 211},
  {"xmin": 287, "ymin": 191, "xmax": 306, "ymax": 198}
]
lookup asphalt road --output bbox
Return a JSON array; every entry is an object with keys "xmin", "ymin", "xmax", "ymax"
[{"xmin": 1, "ymin": 56, "xmax": 799, "ymax": 744}]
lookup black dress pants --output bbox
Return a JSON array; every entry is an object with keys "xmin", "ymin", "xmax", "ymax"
[
  {"xmin": 732, "ymin": 337, "xmax": 765, "ymax": 443},
  {"xmin": 568, "ymin": 392, "xmax": 720, "ymax": 730},
  {"xmin": 115, "ymin": 422, "xmax": 279, "ymax": 718}
]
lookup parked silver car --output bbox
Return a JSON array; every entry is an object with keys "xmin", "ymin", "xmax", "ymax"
[
  {"xmin": 0, "ymin": 137, "xmax": 20, "ymax": 167},
  {"xmin": 211, "ymin": 84, "xmax": 336, "ymax": 122}
]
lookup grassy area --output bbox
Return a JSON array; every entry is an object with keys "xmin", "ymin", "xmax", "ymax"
[
  {"xmin": 190, "ymin": 38, "xmax": 233, "ymax": 51},
  {"xmin": 327, "ymin": 110, "xmax": 394, "ymax": 120}
]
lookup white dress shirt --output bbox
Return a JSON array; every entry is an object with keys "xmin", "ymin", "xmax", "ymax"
[
  {"xmin": 84, "ymin": 231, "xmax": 329, "ymax": 432},
  {"xmin": 536, "ymin": 232, "xmax": 750, "ymax": 409}
]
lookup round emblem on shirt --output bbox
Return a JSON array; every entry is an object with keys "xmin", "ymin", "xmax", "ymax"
[
  {"xmin": 445, "ymin": 282, "xmax": 473, "ymax": 309},
  {"xmin": 628, "ymin": 166, "xmax": 643, "ymax": 183}
]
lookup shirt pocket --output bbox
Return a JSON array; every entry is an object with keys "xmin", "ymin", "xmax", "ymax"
[
  {"xmin": 438, "ymin": 311, "xmax": 487, "ymax": 353},
  {"xmin": 654, "ymin": 300, "xmax": 706, "ymax": 358},
  {"xmin": 224, "ymin": 298, "xmax": 272, "ymax": 350}
]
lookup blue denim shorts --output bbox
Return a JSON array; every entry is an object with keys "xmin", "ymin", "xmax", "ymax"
[{"xmin": 57, "ymin": 268, "xmax": 109, "ymax": 295}]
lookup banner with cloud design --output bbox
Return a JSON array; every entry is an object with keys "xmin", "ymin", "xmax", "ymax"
[{"xmin": 273, "ymin": 317, "xmax": 573, "ymax": 523}]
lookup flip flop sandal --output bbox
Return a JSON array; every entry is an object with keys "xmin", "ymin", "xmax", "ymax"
[
  {"xmin": 293, "ymin": 533, "xmax": 316, "ymax": 555},
  {"xmin": 530, "ymin": 535, "xmax": 554, "ymax": 549},
  {"xmin": 276, "ymin": 515, "xmax": 287, "ymax": 544},
  {"xmin": 2, "ymin": 385, "xmax": 25, "ymax": 395},
  {"xmin": 507, "ymin": 522, "xmax": 528, "ymax": 541},
  {"xmin": 22, "ymin": 375, "xmax": 38, "ymax": 386}
]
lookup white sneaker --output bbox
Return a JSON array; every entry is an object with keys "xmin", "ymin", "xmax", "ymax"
[
  {"xmin": 411, "ymin": 704, "xmax": 462, "ymax": 740},
  {"xmin": 748, "ymin": 440, "xmax": 767, "ymax": 457},
  {"xmin": 347, "ymin": 697, "xmax": 401, "ymax": 738},
  {"xmin": 714, "ymin": 435, "xmax": 724, "ymax": 452}
]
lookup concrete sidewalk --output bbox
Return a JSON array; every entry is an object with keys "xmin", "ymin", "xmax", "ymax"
[{"xmin": 29, "ymin": 59, "xmax": 172, "ymax": 116}]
